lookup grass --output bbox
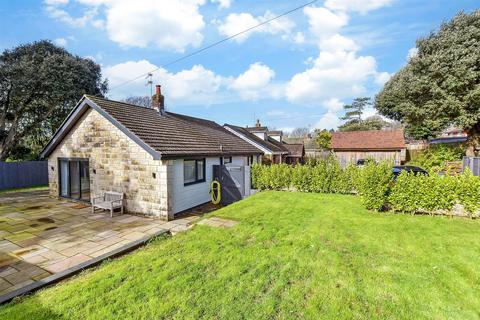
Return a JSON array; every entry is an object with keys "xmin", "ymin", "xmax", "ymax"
[
  {"xmin": 1, "ymin": 191, "xmax": 479, "ymax": 319},
  {"xmin": 0, "ymin": 185, "xmax": 48, "ymax": 194}
]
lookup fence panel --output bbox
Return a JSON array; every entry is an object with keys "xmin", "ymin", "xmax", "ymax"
[
  {"xmin": 463, "ymin": 156, "xmax": 480, "ymax": 176},
  {"xmin": 0, "ymin": 161, "xmax": 48, "ymax": 190}
]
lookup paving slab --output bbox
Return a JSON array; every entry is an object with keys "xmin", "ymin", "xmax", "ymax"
[{"xmin": 0, "ymin": 191, "xmax": 210, "ymax": 301}]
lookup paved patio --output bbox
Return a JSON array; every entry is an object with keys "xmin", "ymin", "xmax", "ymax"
[{"xmin": 0, "ymin": 190, "xmax": 201, "ymax": 297}]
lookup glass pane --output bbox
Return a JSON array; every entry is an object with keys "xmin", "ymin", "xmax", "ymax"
[
  {"xmin": 80, "ymin": 161, "xmax": 90, "ymax": 201},
  {"xmin": 197, "ymin": 160, "xmax": 204, "ymax": 180},
  {"xmin": 69, "ymin": 161, "xmax": 80, "ymax": 199},
  {"xmin": 60, "ymin": 161, "xmax": 69, "ymax": 197},
  {"xmin": 184, "ymin": 160, "xmax": 196, "ymax": 184}
]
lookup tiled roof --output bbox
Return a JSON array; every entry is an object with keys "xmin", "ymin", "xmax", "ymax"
[
  {"xmin": 283, "ymin": 143, "xmax": 305, "ymax": 157},
  {"xmin": 331, "ymin": 130, "xmax": 406, "ymax": 150},
  {"xmin": 245, "ymin": 126, "xmax": 268, "ymax": 132},
  {"xmin": 224, "ymin": 124, "xmax": 288, "ymax": 154},
  {"xmin": 267, "ymin": 130, "xmax": 282, "ymax": 135},
  {"xmin": 86, "ymin": 95, "xmax": 262, "ymax": 158}
]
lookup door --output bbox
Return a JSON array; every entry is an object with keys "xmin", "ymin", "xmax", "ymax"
[
  {"xmin": 58, "ymin": 158, "xmax": 90, "ymax": 201},
  {"xmin": 213, "ymin": 165, "xmax": 245, "ymax": 204}
]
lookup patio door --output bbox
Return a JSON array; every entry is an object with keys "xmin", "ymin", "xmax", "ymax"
[{"xmin": 59, "ymin": 158, "xmax": 90, "ymax": 201}]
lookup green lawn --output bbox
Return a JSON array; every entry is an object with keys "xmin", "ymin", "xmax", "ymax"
[{"xmin": 1, "ymin": 191, "xmax": 479, "ymax": 319}]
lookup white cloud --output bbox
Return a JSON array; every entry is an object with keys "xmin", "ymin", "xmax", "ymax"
[
  {"xmin": 229, "ymin": 62, "xmax": 275, "ymax": 100},
  {"xmin": 374, "ymin": 71, "xmax": 391, "ymax": 86},
  {"xmin": 293, "ymin": 32, "xmax": 306, "ymax": 44},
  {"xmin": 303, "ymin": 6, "xmax": 348, "ymax": 40},
  {"xmin": 45, "ymin": 0, "xmax": 207, "ymax": 52},
  {"xmin": 315, "ymin": 111, "xmax": 341, "ymax": 130},
  {"xmin": 324, "ymin": 0, "xmax": 393, "ymax": 14},
  {"xmin": 45, "ymin": 0, "xmax": 69, "ymax": 4},
  {"xmin": 407, "ymin": 47, "xmax": 418, "ymax": 60},
  {"xmin": 53, "ymin": 37, "xmax": 67, "ymax": 46},
  {"xmin": 284, "ymin": 3, "xmax": 390, "ymax": 134},
  {"xmin": 211, "ymin": 0, "xmax": 231, "ymax": 9},
  {"xmin": 104, "ymin": 60, "xmax": 222, "ymax": 105},
  {"xmin": 217, "ymin": 10, "xmax": 295, "ymax": 43},
  {"xmin": 105, "ymin": 0, "xmax": 205, "ymax": 51},
  {"xmin": 45, "ymin": 2, "xmax": 98, "ymax": 27},
  {"xmin": 323, "ymin": 98, "xmax": 344, "ymax": 112},
  {"xmin": 286, "ymin": 50, "xmax": 377, "ymax": 104},
  {"xmin": 319, "ymin": 33, "xmax": 358, "ymax": 52}
]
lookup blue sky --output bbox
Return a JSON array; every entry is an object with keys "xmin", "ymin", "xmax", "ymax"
[{"xmin": 1, "ymin": 0, "xmax": 478, "ymax": 132}]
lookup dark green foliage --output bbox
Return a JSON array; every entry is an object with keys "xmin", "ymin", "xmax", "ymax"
[
  {"xmin": 375, "ymin": 10, "xmax": 480, "ymax": 146},
  {"xmin": 408, "ymin": 144, "xmax": 465, "ymax": 171},
  {"xmin": 338, "ymin": 115, "xmax": 391, "ymax": 132},
  {"xmin": 341, "ymin": 97, "xmax": 371, "ymax": 122},
  {"xmin": 0, "ymin": 40, "xmax": 108, "ymax": 160},
  {"xmin": 252, "ymin": 156, "xmax": 357, "ymax": 194},
  {"xmin": 389, "ymin": 169, "xmax": 480, "ymax": 217},
  {"xmin": 354, "ymin": 161, "xmax": 393, "ymax": 211}
]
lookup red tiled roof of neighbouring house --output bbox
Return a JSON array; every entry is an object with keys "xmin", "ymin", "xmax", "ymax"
[{"xmin": 331, "ymin": 130, "xmax": 406, "ymax": 150}]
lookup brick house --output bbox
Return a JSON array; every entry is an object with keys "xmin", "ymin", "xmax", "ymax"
[
  {"xmin": 331, "ymin": 129, "xmax": 406, "ymax": 167},
  {"xmin": 40, "ymin": 87, "xmax": 262, "ymax": 220}
]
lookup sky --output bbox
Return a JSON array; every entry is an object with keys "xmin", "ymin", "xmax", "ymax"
[{"xmin": 1, "ymin": 0, "xmax": 478, "ymax": 132}]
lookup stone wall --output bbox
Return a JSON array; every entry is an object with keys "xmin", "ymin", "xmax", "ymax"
[{"xmin": 48, "ymin": 108, "xmax": 170, "ymax": 219}]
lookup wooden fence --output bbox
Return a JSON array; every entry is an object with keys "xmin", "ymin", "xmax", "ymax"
[{"xmin": 0, "ymin": 161, "xmax": 48, "ymax": 190}]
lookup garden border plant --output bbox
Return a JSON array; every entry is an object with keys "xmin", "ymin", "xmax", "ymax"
[{"xmin": 252, "ymin": 159, "xmax": 480, "ymax": 218}]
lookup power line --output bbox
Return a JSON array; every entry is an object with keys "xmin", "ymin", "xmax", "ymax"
[{"xmin": 109, "ymin": 0, "xmax": 319, "ymax": 92}]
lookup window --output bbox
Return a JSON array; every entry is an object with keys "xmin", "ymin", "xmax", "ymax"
[
  {"xmin": 223, "ymin": 156, "xmax": 232, "ymax": 164},
  {"xmin": 58, "ymin": 158, "xmax": 90, "ymax": 201},
  {"xmin": 184, "ymin": 159, "xmax": 206, "ymax": 185}
]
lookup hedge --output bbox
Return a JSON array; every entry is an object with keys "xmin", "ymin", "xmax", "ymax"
[{"xmin": 252, "ymin": 160, "xmax": 480, "ymax": 217}]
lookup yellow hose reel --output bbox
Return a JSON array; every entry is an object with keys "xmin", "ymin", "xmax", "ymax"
[{"xmin": 211, "ymin": 180, "xmax": 221, "ymax": 204}]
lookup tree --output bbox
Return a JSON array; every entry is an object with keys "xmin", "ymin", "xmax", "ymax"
[
  {"xmin": 341, "ymin": 97, "xmax": 371, "ymax": 123},
  {"xmin": 339, "ymin": 115, "xmax": 391, "ymax": 132},
  {"xmin": 0, "ymin": 40, "xmax": 107, "ymax": 160},
  {"xmin": 314, "ymin": 129, "xmax": 331, "ymax": 149},
  {"xmin": 375, "ymin": 10, "xmax": 480, "ymax": 155},
  {"xmin": 286, "ymin": 127, "xmax": 310, "ymax": 138},
  {"xmin": 123, "ymin": 96, "xmax": 152, "ymax": 108}
]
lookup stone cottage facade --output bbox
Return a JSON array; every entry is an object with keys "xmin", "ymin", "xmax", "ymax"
[{"xmin": 41, "ymin": 90, "xmax": 262, "ymax": 220}]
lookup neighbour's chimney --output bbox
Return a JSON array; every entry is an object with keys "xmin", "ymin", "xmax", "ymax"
[
  {"xmin": 255, "ymin": 119, "xmax": 261, "ymax": 128},
  {"xmin": 152, "ymin": 84, "xmax": 165, "ymax": 115}
]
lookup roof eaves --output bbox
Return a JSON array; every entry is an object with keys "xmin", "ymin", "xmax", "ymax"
[{"xmin": 41, "ymin": 95, "xmax": 162, "ymax": 160}]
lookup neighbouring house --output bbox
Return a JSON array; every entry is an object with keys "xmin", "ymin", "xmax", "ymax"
[
  {"xmin": 224, "ymin": 120, "xmax": 305, "ymax": 164},
  {"xmin": 430, "ymin": 126, "xmax": 468, "ymax": 144},
  {"xmin": 283, "ymin": 143, "xmax": 305, "ymax": 165},
  {"xmin": 331, "ymin": 129, "xmax": 406, "ymax": 166},
  {"xmin": 40, "ymin": 86, "xmax": 262, "ymax": 220}
]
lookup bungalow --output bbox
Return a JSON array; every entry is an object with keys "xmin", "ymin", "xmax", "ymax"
[
  {"xmin": 224, "ymin": 120, "xmax": 304, "ymax": 164},
  {"xmin": 40, "ymin": 86, "xmax": 262, "ymax": 220},
  {"xmin": 331, "ymin": 129, "xmax": 406, "ymax": 167}
]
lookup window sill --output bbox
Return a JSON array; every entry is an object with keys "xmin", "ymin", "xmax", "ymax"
[{"xmin": 184, "ymin": 179, "xmax": 206, "ymax": 187}]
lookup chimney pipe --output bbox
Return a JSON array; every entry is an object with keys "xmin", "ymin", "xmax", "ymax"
[
  {"xmin": 255, "ymin": 119, "xmax": 261, "ymax": 128},
  {"xmin": 152, "ymin": 84, "xmax": 165, "ymax": 115}
]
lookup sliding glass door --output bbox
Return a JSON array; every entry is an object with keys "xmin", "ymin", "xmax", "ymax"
[{"xmin": 58, "ymin": 158, "xmax": 90, "ymax": 201}]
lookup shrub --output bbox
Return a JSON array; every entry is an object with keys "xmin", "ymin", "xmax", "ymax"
[
  {"xmin": 252, "ymin": 158, "xmax": 480, "ymax": 218},
  {"xmin": 457, "ymin": 169, "xmax": 480, "ymax": 217},
  {"xmin": 408, "ymin": 144, "xmax": 465, "ymax": 171},
  {"xmin": 355, "ymin": 161, "xmax": 393, "ymax": 211},
  {"xmin": 389, "ymin": 169, "xmax": 480, "ymax": 217},
  {"xmin": 252, "ymin": 156, "xmax": 358, "ymax": 194},
  {"xmin": 251, "ymin": 163, "xmax": 291, "ymax": 191}
]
